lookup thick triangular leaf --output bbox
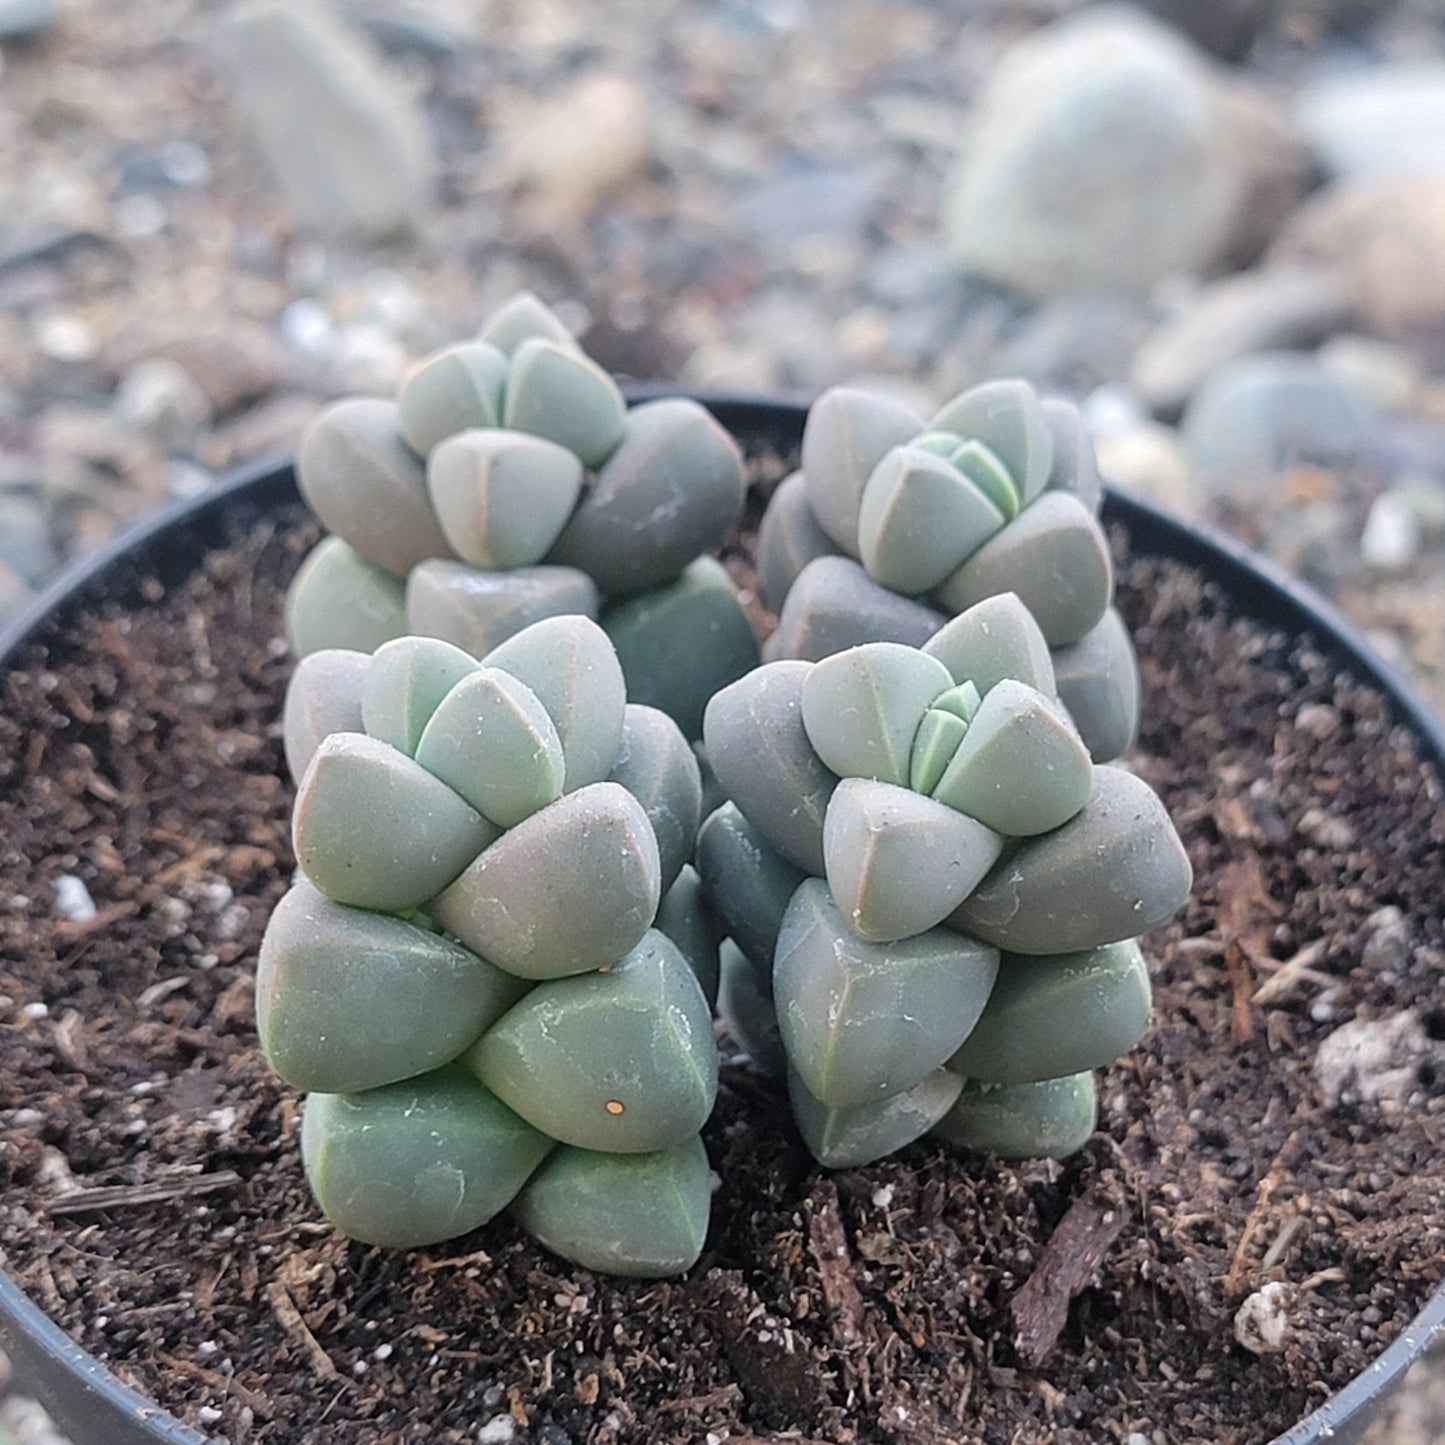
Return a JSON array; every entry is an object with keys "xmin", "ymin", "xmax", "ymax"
[
  {"xmin": 302, "ymin": 1065, "xmax": 552, "ymax": 1248},
  {"xmin": 609, "ymin": 704, "xmax": 703, "ymax": 891},
  {"xmin": 775, "ymin": 880, "xmax": 998, "ymax": 1109},
  {"xmin": 789, "ymin": 1065, "xmax": 962, "ymax": 1169},
  {"xmin": 362, "ymin": 636, "xmax": 479, "ymax": 757},
  {"xmin": 930, "ymin": 679, "xmax": 1093, "ymax": 836},
  {"xmin": 297, "ymin": 398, "xmax": 452, "ymax": 576},
  {"xmin": 286, "ymin": 537, "xmax": 408, "ymax": 659},
  {"xmin": 1050, "ymin": 608, "xmax": 1140, "ymax": 764},
  {"xmin": 293, "ymin": 732, "xmax": 497, "ymax": 910},
  {"xmin": 429, "ymin": 782, "xmax": 661, "ymax": 978},
  {"xmin": 801, "ymin": 386, "xmax": 923, "ymax": 556},
  {"xmin": 397, "ymin": 340, "xmax": 508, "ymax": 456},
  {"xmin": 406, "ymin": 560, "xmax": 597, "ymax": 657},
  {"xmin": 511, "ymin": 1137, "xmax": 711, "ymax": 1277},
  {"xmin": 478, "ymin": 291, "xmax": 579, "ymax": 356},
  {"xmin": 702, "ymin": 661, "xmax": 838, "ymax": 875},
  {"xmin": 603, "ymin": 558, "xmax": 759, "ymax": 742},
  {"xmin": 947, "ymin": 940, "xmax": 1151, "ymax": 1084},
  {"xmin": 414, "ymin": 668, "xmax": 564, "ymax": 828},
  {"xmin": 283, "ymin": 647, "xmax": 367, "ymax": 783},
  {"xmin": 932, "ymin": 1072, "xmax": 1097, "ymax": 1161},
  {"xmin": 427, "ymin": 429, "xmax": 584, "ymax": 570},
  {"xmin": 503, "ymin": 338, "xmax": 627, "ymax": 469},
  {"xmin": 950, "ymin": 766, "xmax": 1192, "ymax": 955},
  {"xmin": 823, "ymin": 778, "xmax": 1003, "ymax": 942},
  {"xmin": 922, "ymin": 592, "xmax": 1056, "ymax": 698},
  {"xmin": 486, "ymin": 615, "xmax": 627, "ymax": 792},
  {"xmin": 930, "ymin": 379, "xmax": 1053, "ymax": 506},
  {"xmin": 548, "ymin": 399, "xmax": 745, "ymax": 598},
  {"xmin": 695, "ymin": 803, "xmax": 807, "ymax": 971},
  {"xmin": 934, "ymin": 492, "xmax": 1111, "ymax": 647},
  {"xmin": 257, "ymin": 881, "xmax": 528, "ymax": 1094},
  {"xmin": 467, "ymin": 930, "xmax": 717, "ymax": 1152},
  {"xmin": 756, "ymin": 469, "xmax": 840, "ymax": 612},
  {"xmin": 858, "ymin": 446, "xmax": 1005, "ymax": 595},
  {"xmin": 800, "ymin": 642, "xmax": 953, "ymax": 786},
  {"xmin": 766, "ymin": 556, "xmax": 946, "ymax": 663}
]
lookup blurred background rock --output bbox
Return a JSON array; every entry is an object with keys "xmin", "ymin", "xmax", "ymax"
[{"xmin": 1, "ymin": 0, "xmax": 1443, "ymax": 1439}]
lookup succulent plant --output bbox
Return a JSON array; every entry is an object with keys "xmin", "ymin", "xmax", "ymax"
[
  {"xmin": 285, "ymin": 292, "xmax": 759, "ymax": 739},
  {"xmin": 699, "ymin": 593, "xmax": 1190, "ymax": 1169},
  {"xmin": 261, "ymin": 615, "xmax": 720, "ymax": 1276},
  {"xmin": 757, "ymin": 378, "xmax": 1139, "ymax": 763}
]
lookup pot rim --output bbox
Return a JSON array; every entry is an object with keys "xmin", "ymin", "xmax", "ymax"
[{"xmin": 1, "ymin": 391, "xmax": 1442, "ymax": 1445}]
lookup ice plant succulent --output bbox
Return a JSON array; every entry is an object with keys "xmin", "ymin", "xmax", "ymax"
[
  {"xmin": 259, "ymin": 615, "xmax": 720, "ymax": 1277},
  {"xmin": 757, "ymin": 378, "xmax": 1138, "ymax": 763},
  {"xmin": 698, "ymin": 593, "xmax": 1190, "ymax": 1169},
  {"xmin": 286, "ymin": 291, "xmax": 758, "ymax": 739}
]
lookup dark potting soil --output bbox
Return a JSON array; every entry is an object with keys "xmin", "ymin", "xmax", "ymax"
[{"xmin": 2, "ymin": 482, "xmax": 1445, "ymax": 1445}]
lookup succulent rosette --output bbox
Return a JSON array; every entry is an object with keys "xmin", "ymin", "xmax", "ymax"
[
  {"xmin": 698, "ymin": 593, "xmax": 1190, "ymax": 1170},
  {"xmin": 757, "ymin": 378, "xmax": 1138, "ymax": 763},
  {"xmin": 259, "ymin": 615, "xmax": 721, "ymax": 1277},
  {"xmin": 285, "ymin": 292, "xmax": 758, "ymax": 739}
]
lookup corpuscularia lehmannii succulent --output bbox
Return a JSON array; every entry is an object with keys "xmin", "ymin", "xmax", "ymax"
[
  {"xmin": 756, "ymin": 377, "xmax": 1140, "ymax": 764},
  {"xmin": 697, "ymin": 592, "xmax": 1191, "ymax": 1169},
  {"xmin": 259, "ymin": 615, "xmax": 724, "ymax": 1277},
  {"xmin": 285, "ymin": 291, "xmax": 758, "ymax": 739}
]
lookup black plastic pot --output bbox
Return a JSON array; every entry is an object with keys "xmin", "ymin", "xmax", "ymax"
[{"xmin": 1, "ymin": 395, "xmax": 1442, "ymax": 1445}]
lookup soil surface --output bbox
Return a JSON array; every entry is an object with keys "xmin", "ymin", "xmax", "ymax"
[{"xmin": 1, "ymin": 467, "xmax": 1445, "ymax": 1445}]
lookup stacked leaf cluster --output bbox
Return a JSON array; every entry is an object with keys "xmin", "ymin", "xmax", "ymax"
[
  {"xmin": 698, "ymin": 593, "xmax": 1191, "ymax": 1168},
  {"xmin": 287, "ymin": 292, "xmax": 757, "ymax": 739},
  {"xmin": 758, "ymin": 378, "xmax": 1138, "ymax": 762},
  {"xmin": 259, "ymin": 616, "xmax": 719, "ymax": 1276}
]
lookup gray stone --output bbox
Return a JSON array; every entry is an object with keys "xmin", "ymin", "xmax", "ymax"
[
  {"xmin": 0, "ymin": 0, "xmax": 56, "ymax": 41},
  {"xmin": 1094, "ymin": 420, "xmax": 1198, "ymax": 515},
  {"xmin": 735, "ymin": 164, "xmax": 874, "ymax": 251},
  {"xmin": 940, "ymin": 6, "xmax": 1305, "ymax": 297},
  {"xmin": 1359, "ymin": 492, "xmax": 1422, "ymax": 575},
  {"xmin": 992, "ymin": 293, "xmax": 1153, "ymax": 395},
  {"xmin": 1134, "ymin": 0, "xmax": 1268, "ymax": 61},
  {"xmin": 211, "ymin": 0, "xmax": 437, "ymax": 241},
  {"xmin": 1298, "ymin": 62, "xmax": 1445, "ymax": 182},
  {"xmin": 0, "ymin": 558, "xmax": 30, "ymax": 628},
  {"xmin": 1317, "ymin": 335, "xmax": 1422, "ymax": 415},
  {"xmin": 1131, "ymin": 266, "xmax": 1353, "ymax": 416},
  {"xmin": 0, "ymin": 494, "xmax": 57, "ymax": 587},
  {"xmin": 1179, "ymin": 352, "xmax": 1377, "ymax": 502},
  {"xmin": 492, "ymin": 73, "xmax": 653, "ymax": 219},
  {"xmin": 116, "ymin": 359, "xmax": 213, "ymax": 456},
  {"xmin": 766, "ymin": 556, "xmax": 946, "ymax": 663},
  {"xmin": 1271, "ymin": 179, "xmax": 1445, "ymax": 345}
]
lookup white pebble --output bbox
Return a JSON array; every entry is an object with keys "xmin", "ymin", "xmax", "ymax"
[
  {"xmin": 198, "ymin": 880, "xmax": 234, "ymax": 912},
  {"xmin": 1234, "ymin": 1281, "xmax": 1290, "ymax": 1355},
  {"xmin": 160, "ymin": 139, "xmax": 212, "ymax": 188},
  {"xmin": 281, "ymin": 298, "xmax": 337, "ymax": 359},
  {"xmin": 53, "ymin": 874, "xmax": 97, "ymax": 923},
  {"xmin": 114, "ymin": 193, "xmax": 167, "ymax": 240},
  {"xmin": 197, "ymin": 1406, "xmax": 224, "ymax": 1425},
  {"xmin": 372, "ymin": 1342, "xmax": 394, "ymax": 1361},
  {"xmin": 476, "ymin": 1417, "xmax": 516, "ymax": 1444},
  {"xmin": 1316, "ymin": 1011, "xmax": 1431, "ymax": 1112},
  {"xmin": 22, "ymin": 1001, "xmax": 48, "ymax": 1021},
  {"xmin": 1360, "ymin": 492, "xmax": 1421, "ymax": 574},
  {"xmin": 871, "ymin": 1185, "xmax": 894, "ymax": 1208},
  {"xmin": 35, "ymin": 312, "xmax": 98, "ymax": 362}
]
